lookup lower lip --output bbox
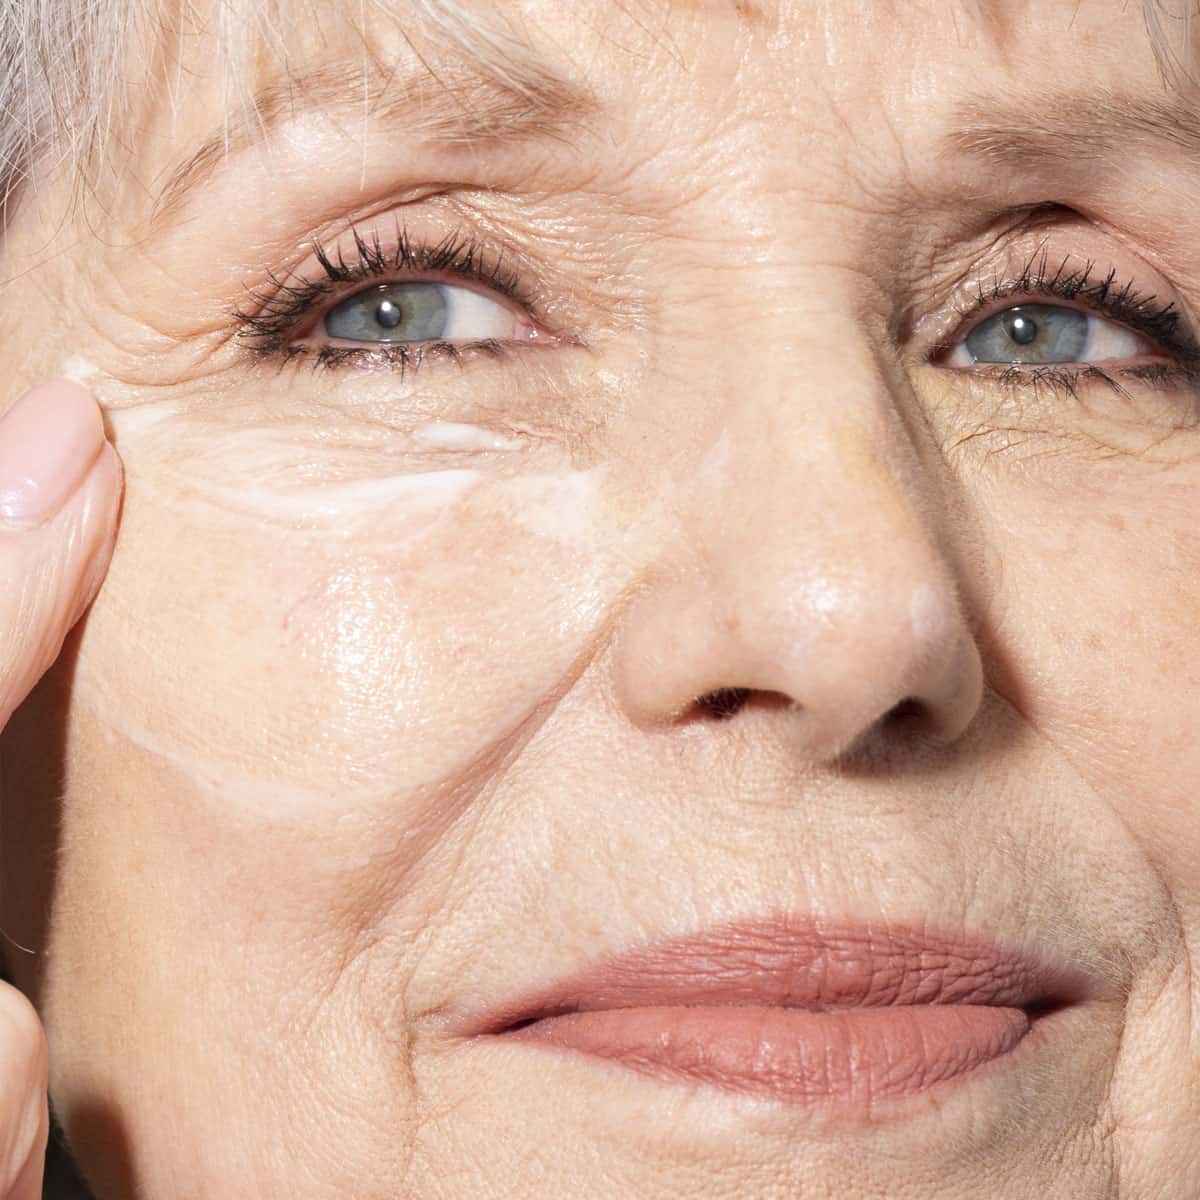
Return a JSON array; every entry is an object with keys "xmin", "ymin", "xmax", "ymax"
[{"xmin": 506, "ymin": 1004, "xmax": 1032, "ymax": 1106}]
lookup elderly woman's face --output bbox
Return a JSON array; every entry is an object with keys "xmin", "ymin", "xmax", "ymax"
[{"xmin": 2, "ymin": 0, "xmax": 1200, "ymax": 1196}]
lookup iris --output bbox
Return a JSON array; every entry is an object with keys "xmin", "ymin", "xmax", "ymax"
[{"xmin": 325, "ymin": 283, "xmax": 451, "ymax": 343}]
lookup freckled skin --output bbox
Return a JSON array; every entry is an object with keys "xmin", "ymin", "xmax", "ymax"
[{"xmin": 2, "ymin": 1, "xmax": 1200, "ymax": 1198}]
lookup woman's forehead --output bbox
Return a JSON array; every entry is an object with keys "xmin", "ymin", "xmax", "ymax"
[
  {"xmin": 3, "ymin": 0, "xmax": 1191, "ymax": 227},
  {"xmin": 144, "ymin": 0, "xmax": 1182, "ymax": 145},
  {"xmin": 110, "ymin": 0, "xmax": 1188, "ymax": 238}
]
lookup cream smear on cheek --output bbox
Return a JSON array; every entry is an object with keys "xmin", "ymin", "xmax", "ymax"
[
  {"xmin": 104, "ymin": 407, "xmax": 485, "ymax": 526},
  {"xmin": 61, "ymin": 355, "xmax": 103, "ymax": 388},
  {"xmin": 191, "ymin": 468, "xmax": 482, "ymax": 523},
  {"xmin": 74, "ymin": 404, "xmax": 612, "ymax": 815},
  {"xmin": 410, "ymin": 421, "xmax": 525, "ymax": 453}
]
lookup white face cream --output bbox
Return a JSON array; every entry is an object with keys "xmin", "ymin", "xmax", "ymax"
[
  {"xmin": 501, "ymin": 467, "xmax": 605, "ymax": 545},
  {"xmin": 74, "ymin": 398, "xmax": 618, "ymax": 818},
  {"xmin": 184, "ymin": 468, "xmax": 484, "ymax": 523},
  {"xmin": 104, "ymin": 408, "xmax": 488, "ymax": 526},
  {"xmin": 409, "ymin": 421, "xmax": 525, "ymax": 453},
  {"xmin": 60, "ymin": 355, "xmax": 103, "ymax": 387}
]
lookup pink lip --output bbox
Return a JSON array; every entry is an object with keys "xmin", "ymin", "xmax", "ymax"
[{"xmin": 473, "ymin": 918, "xmax": 1093, "ymax": 1109}]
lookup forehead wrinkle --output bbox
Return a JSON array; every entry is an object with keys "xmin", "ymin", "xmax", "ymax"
[
  {"xmin": 665, "ymin": 0, "xmax": 768, "ymax": 19},
  {"xmin": 634, "ymin": 0, "xmax": 771, "ymax": 31}
]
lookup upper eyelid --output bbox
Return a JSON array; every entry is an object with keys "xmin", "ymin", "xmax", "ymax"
[
  {"xmin": 960, "ymin": 256, "xmax": 1167, "ymax": 319},
  {"xmin": 310, "ymin": 227, "xmax": 534, "ymax": 310}
]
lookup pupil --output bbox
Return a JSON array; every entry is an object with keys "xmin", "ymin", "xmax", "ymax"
[
  {"xmin": 376, "ymin": 298, "xmax": 405, "ymax": 329},
  {"xmin": 1005, "ymin": 311, "xmax": 1038, "ymax": 346}
]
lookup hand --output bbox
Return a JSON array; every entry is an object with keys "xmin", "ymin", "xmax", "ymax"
[{"xmin": 0, "ymin": 382, "xmax": 122, "ymax": 1200}]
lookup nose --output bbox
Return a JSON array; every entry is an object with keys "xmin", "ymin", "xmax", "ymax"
[{"xmin": 610, "ymin": 358, "xmax": 984, "ymax": 765}]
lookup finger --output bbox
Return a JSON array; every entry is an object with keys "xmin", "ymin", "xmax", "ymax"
[
  {"xmin": 0, "ymin": 381, "xmax": 122, "ymax": 729},
  {"xmin": 0, "ymin": 981, "xmax": 48, "ymax": 1200}
]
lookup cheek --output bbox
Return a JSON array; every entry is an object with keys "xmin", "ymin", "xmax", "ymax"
[
  {"xmin": 73, "ymin": 409, "xmax": 620, "ymax": 815},
  {"xmin": 980, "ymin": 471, "xmax": 1200, "ymax": 902}
]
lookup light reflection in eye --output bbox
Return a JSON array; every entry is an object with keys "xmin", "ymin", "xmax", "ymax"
[
  {"xmin": 321, "ymin": 282, "xmax": 524, "ymax": 344},
  {"xmin": 948, "ymin": 303, "xmax": 1143, "ymax": 366}
]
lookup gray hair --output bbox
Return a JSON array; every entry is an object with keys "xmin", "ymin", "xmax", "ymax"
[
  {"xmin": 0, "ymin": 0, "xmax": 1194, "ymax": 225},
  {"xmin": 0, "ymin": 0, "xmax": 571, "ymax": 222}
]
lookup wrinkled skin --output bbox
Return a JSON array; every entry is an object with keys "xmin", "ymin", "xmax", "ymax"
[{"xmin": 2, "ymin": 0, "xmax": 1200, "ymax": 1196}]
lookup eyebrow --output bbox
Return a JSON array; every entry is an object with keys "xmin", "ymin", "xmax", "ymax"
[
  {"xmin": 150, "ymin": 57, "xmax": 596, "ymax": 228},
  {"xmin": 943, "ymin": 91, "xmax": 1200, "ymax": 171}
]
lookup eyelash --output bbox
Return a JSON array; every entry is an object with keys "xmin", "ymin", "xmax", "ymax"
[
  {"xmin": 234, "ymin": 224, "xmax": 539, "ymax": 374},
  {"xmin": 238, "ymin": 233, "xmax": 1200, "ymax": 404},
  {"xmin": 936, "ymin": 250, "xmax": 1200, "ymax": 399}
]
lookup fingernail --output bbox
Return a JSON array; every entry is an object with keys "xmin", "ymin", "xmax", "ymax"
[{"xmin": 0, "ymin": 382, "xmax": 105, "ymax": 528}]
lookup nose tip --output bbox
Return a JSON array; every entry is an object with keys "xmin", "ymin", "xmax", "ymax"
[{"xmin": 612, "ymin": 566, "xmax": 984, "ymax": 765}]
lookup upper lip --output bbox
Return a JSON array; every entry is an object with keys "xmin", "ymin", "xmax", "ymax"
[{"xmin": 465, "ymin": 916, "xmax": 1101, "ymax": 1037}]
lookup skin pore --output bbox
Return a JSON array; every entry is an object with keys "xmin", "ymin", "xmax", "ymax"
[{"xmin": 1, "ymin": 0, "xmax": 1200, "ymax": 1196}]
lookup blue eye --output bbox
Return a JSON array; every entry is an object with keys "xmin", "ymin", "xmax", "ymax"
[
  {"xmin": 953, "ymin": 303, "xmax": 1142, "ymax": 366},
  {"xmin": 321, "ymin": 282, "xmax": 520, "ymax": 344}
]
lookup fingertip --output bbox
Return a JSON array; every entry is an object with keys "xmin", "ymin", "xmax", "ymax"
[
  {"xmin": 0, "ymin": 400, "xmax": 123, "ymax": 726},
  {"xmin": 0, "ymin": 381, "xmax": 108, "ymax": 531},
  {"xmin": 0, "ymin": 982, "xmax": 49, "ymax": 1200}
]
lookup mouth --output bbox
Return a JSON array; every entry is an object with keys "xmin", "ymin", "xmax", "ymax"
[{"xmin": 470, "ymin": 917, "xmax": 1092, "ymax": 1110}]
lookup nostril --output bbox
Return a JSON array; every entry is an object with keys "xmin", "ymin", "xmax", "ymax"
[
  {"xmin": 880, "ymin": 696, "xmax": 951, "ymax": 745},
  {"xmin": 696, "ymin": 687, "xmax": 753, "ymax": 720},
  {"xmin": 884, "ymin": 697, "xmax": 924, "ymax": 726},
  {"xmin": 694, "ymin": 688, "xmax": 797, "ymax": 722}
]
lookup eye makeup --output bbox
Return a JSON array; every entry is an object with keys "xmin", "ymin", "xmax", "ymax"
[
  {"xmin": 929, "ymin": 246, "xmax": 1200, "ymax": 410},
  {"xmin": 235, "ymin": 199, "xmax": 1200, "ymax": 436},
  {"xmin": 234, "ymin": 222, "xmax": 558, "ymax": 374},
  {"xmin": 940, "ymin": 250, "xmax": 1200, "ymax": 363}
]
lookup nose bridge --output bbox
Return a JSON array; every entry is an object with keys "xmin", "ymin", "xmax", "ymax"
[
  {"xmin": 690, "ymin": 320, "xmax": 938, "ymax": 580},
  {"xmin": 699, "ymin": 350, "xmax": 952, "ymax": 644},
  {"xmin": 669, "ymin": 260, "xmax": 921, "ymax": 522}
]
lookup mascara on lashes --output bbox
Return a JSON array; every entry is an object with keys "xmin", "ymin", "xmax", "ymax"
[
  {"xmin": 237, "ymin": 229, "xmax": 1200, "ymax": 400},
  {"xmin": 233, "ymin": 223, "xmax": 538, "ymax": 362},
  {"xmin": 946, "ymin": 250, "xmax": 1200, "ymax": 367}
]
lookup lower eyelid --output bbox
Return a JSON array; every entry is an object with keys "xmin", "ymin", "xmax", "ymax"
[{"xmin": 282, "ymin": 337, "xmax": 522, "ymax": 375}]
